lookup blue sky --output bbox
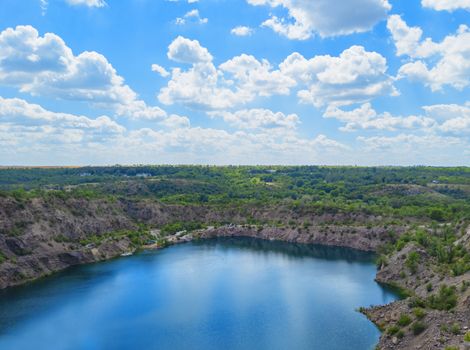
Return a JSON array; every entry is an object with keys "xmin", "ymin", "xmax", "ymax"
[{"xmin": 0, "ymin": 0, "xmax": 469, "ymax": 165}]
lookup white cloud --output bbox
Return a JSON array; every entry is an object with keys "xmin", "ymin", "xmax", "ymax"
[
  {"xmin": 423, "ymin": 103, "xmax": 470, "ymax": 134},
  {"xmin": 151, "ymin": 64, "xmax": 170, "ymax": 78},
  {"xmin": 208, "ymin": 109, "xmax": 300, "ymax": 130},
  {"xmin": 247, "ymin": 0, "xmax": 391, "ymax": 39},
  {"xmin": 159, "ymin": 114, "xmax": 191, "ymax": 129},
  {"xmin": 219, "ymin": 54, "xmax": 296, "ymax": 97},
  {"xmin": 158, "ymin": 37, "xmax": 395, "ymax": 110},
  {"xmin": 281, "ymin": 46, "xmax": 397, "ymax": 107},
  {"xmin": 0, "ymin": 96, "xmax": 346, "ymax": 165},
  {"xmin": 326, "ymin": 101, "xmax": 470, "ymax": 136},
  {"xmin": 355, "ymin": 132, "xmax": 469, "ymax": 165},
  {"xmin": 231, "ymin": 26, "xmax": 254, "ymax": 36},
  {"xmin": 386, "ymin": 15, "xmax": 424, "ymax": 57},
  {"xmin": 324, "ymin": 103, "xmax": 435, "ymax": 131},
  {"xmin": 0, "ymin": 25, "xmax": 167, "ymax": 121},
  {"xmin": 167, "ymin": 36, "xmax": 213, "ymax": 64},
  {"xmin": 388, "ymin": 16, "xmax": 470, "ymax": 91},
  {"xmin": 175, "ymin": 9, "xmax": 208, "ymax": 25},
  {"xmin": 0, "ymin": 96, "xmax": 124, "ymax": 148},
  {"xmin": 159, "ymin": 37, "xmax": 297, "ymax": 109},
  {"xmin": 421, "ymin": 0, "xmax": 470, "ymax": 11},
  {"xmin": 65, "ymin": 0, "xmax": 106, "ymax": 7}
]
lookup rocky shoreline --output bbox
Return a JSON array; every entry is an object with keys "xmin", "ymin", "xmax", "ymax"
[
  {"xmin": 152, "ymin": 225, "xmax": 470, "ymax": 350},
  {"xmin": 0, "ymin": 213, "xmax": 470, "ymax": 350}
]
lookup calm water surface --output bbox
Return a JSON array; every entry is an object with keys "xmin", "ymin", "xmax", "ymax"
[{"xmin": 0, "ymin": 238, "xmax": 397, "ymax": 350}]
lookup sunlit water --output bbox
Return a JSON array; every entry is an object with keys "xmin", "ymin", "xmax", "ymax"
[{"xmin": 0, "ymin": 238, "xmax": 397, "ymax": 350}]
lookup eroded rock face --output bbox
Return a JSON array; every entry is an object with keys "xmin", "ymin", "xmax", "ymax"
[
  {"xmin": 363, "ymin": 240, "xmax": 470, "ymax": 350},
  {"xmin": 0, "ymin": 194, "xmax": 468, "ymax": 350},
  {"xmin": 198, "ymin": 225, "xmax": 392, "ymax": 251},
  {"xmin": 0, "ymin": 195, "xmax": 409, "ymax": 289}
]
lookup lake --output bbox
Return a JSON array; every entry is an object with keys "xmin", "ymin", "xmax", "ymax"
[{"xmin": 0, "ymin": 238, "xmax": 397, "ymax": 350}]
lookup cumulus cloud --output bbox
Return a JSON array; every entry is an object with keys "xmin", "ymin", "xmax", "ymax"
[
  {"xmin": 0, "ymin": 96, "xmax": 124, "ymax": 149},
  {"xmin": 151, "ymin": 64, "xmax": 170, "ymax": 78},
  {"xmin": 247, "ymin": 0, "xmax": 391, "ymax": 39},
  {"xmin": 355, "ymin": 132, "xmax": 469, "ymax": 165},
  {"xmin": 421, "ymin": 0, "xmax": 470, "ymax": 11},
  {"xmin": 324, "ymin": 103, "xmax": 435, "ymax": 131},
  {"xmin": 281, "ymin": 46, "xmax": 397, "ymax": 107},
  {"xmin": 388, "ymin": 16, "xmax": 470, "ymax": 91},
  {"xmin": 326, "ymin": 101, "xmax": 470, "ymax": 136},
  {"xmin": 0, "ymin": 95, "xmax": 346, "ymax": 165},
  {"xmin": 167, "ymin": 36, "xmax": 213, "ymax": 64},
  {"xmin": 231, "ymin": 26, "xmax": 254, "ymax": 36},
  {"xmin": 65, "ymin": 0, "xmax": 106, "ymax": 7},
  {"xmin": 157, "ymin": 37, "xmax": 395, "ymax": 110},
  {"xmin": 208, "ymin": 109, "xmax": 300, "ymax": 130},
  {"xmin": 158, "ymin": 37, "xmax": 297, "ymax": 109},
  {"xmin": 175, "ymin": 9, "xmax": 208, "ymax": 25},
  {"xmin": 423, "ymin": 103, "xmax": 470, "ymax": 134},
  {"xmin": 0, "ymin": 25, "xmax": 168, "ymax": 121}
]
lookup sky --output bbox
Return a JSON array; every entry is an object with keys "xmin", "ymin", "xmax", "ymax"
[{"xmin": 0, "ymin": 0, "xmax": 469, "ymax": 166}]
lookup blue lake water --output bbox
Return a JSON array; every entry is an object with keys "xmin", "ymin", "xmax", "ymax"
[{"xmin": 0, "ymin": 238, "xmax": 397, "ymax": 350}]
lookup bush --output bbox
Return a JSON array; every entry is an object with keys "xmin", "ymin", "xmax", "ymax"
[
  {"xmin": 412, "ymin": 308, "xmax": 426, "ymax": 320},
  {"xmin": 406, "ymin": 252, "xmax": 420, "ymax": 274},
  {"xmin": 464, "ymin": 332, "xmax": 470, "ymax": 342},
  {"xmin": 408, "ymin": 297, "xmax": 426, "ymax": 309},
  {"xmin": 411, "ymin": 321, "xmax": 426, "ymax": 335},
  {"xmin": 397, "ymin": 314, "xmax": 412, "ymax": 327},
  {"xmin": 426, "ymin": 285, "xmax": 457, "ymax": 310},
  {"xmin": 430, "ymin": 209, "xmax": 445, "ymax": 222},
  {"xmin": 387, "ymin": 325, "xmax": 400, "ymax": 335},
  {"xmin": 450, "ymin": 323, "xmax": 460, "ymax": 335}
]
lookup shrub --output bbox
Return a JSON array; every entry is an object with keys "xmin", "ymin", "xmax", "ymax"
[
  {"xmin": 408, "ymin": 297, "xmax": 426, "ymax": 309},
  {"xmin": 412, "ymin": 308, "xmax": 426, "ymax": 320},
  {"xmin": 464, "ymin": 332, "xmax": 470, "ymax": 342},
  {"xmin": 397, "ymin": 314, "xmax": 412, "ymax": 327},
  {"xmin": 411, "ymin": 321, "xmax": 426, "ymax": 335},
  {"xmin": 450, "ymin": 323, "xmax": 460, "ymax": 335},
  {"xmin": 406, "ymin": 252, "xmax": 420, "ymax": 274},
  {"xmin": 387, "ymin": 325, "xmax": 400, "ymax": 335},
  {"xmin": 426, "ymin": 285, "xmax": 457, "ymax": 310},
  {"xmin": 430, "ymin": 209, "xmax": 445, "ymax": 222}
]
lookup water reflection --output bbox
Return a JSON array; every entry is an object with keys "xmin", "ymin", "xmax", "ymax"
[{"xmin": 0, "ymin": 238, "xmax": 397, "ymax": 350}]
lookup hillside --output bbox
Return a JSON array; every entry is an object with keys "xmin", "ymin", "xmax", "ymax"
[{"xmin": 0, "ymin": 166, "xmax": 469, "ymax": 349}]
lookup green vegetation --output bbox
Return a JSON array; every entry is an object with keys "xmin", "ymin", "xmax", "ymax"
[
  {"xmin": 397, "ymin": 314, "xmax": 412, "ymax": 327},
  {"xmin": 405, "ymin": 252, "xmax": 420, "ymax": 274},
  {"xmin": 426, "ymin": 285, "xmax": 458, "ymax": 311},
  {"xmin": 411, "ymin": 321, "xmax": 426, "ymax": 335},
  {"xmin": 387, "ymin": 325, "xmax": 400, "ymax": 335},
  {"xmin": 412, "ymin": 308, "xmax": 426, "ymax": 320},
  {"xmin": 464, "ymin": 332, "xmax": 470, "ymax": 342},
  {"xmin": 450, "ymin": 323, "xmax": 460, "ymax": 335},
  {"xmin": 0, "ymin": 166, "xmax": 468, "ymax": 222},
  {"xmin": 160, "ymin": 222, "xmax": 205, "ymax": 236},
  {"xmin": 79, "ymin": 228, "xmax": 153, "ymax": 248},
  {"xmin": 0, "ymin": 165, "xmax": 468, "ymax": 282}
]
